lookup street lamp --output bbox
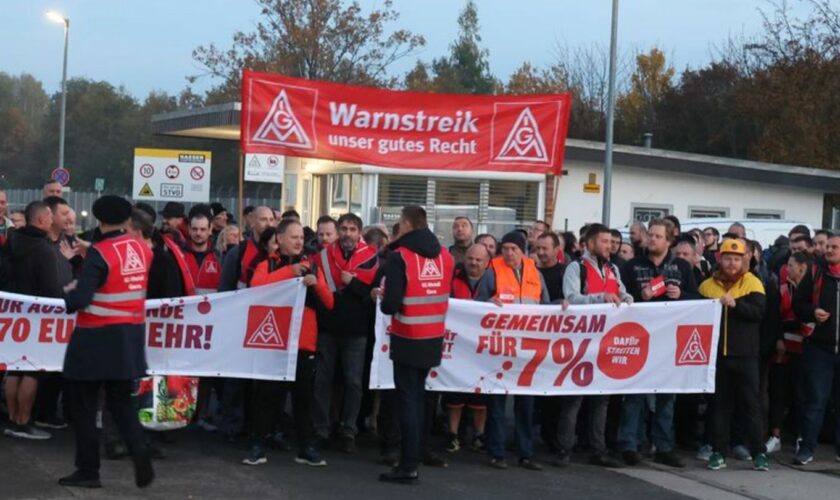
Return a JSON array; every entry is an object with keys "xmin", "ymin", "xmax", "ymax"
[{"xmin": 46, "ymin": 10, "xmax": 69, "ymax": 171}]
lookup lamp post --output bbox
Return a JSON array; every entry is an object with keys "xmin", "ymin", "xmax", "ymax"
[
  {"xmin": 46, "ymin": 10, "xmax": 69, "ymax": 171},
  {"xmin": 601, "ymin": 0, "xmax": 619, "ymax": 226}
]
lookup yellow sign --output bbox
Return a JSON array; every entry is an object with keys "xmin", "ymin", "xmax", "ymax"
[
  {"xmin": 584, "ymin": 183, "xmax": 601, "ymax": 193},
  {"xmin": 138, "ymin": 182, "xmax": 154, "ymax": 197}
]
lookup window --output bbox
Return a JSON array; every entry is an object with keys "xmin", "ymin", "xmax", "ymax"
[
  {"xmin": 433, "ymin": 178, "xmax": 481, "ymax": 243},
  {"xmin": 487, "ymin": 180, "xmax": 538, "ymax": 238},
  {"xmin": 744, "ymin": 209, "xmax": 784, "ymax": 220},
  {"xmin": 688, "ymin": 206, "xmax": 728, "ymax": 219},
  {"xmin": 632, "ymin": 204, "xmax": 671, "ymax": 223},
  {"xmin": 377, "ymin": 175, "xmax": 428, "ymax": 207}
]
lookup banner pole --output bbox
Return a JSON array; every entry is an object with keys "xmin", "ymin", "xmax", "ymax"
[{"xmin": 238, "ymin": 152, "xmax": 244, "ymax": 225}]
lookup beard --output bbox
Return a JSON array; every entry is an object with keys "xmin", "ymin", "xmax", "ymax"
[
  {"xmin": 340, "ymin": 236, "xmax": 356, "ymax": 251},
  {"xmin": 191, "ymin": 237, "xmax": 208, "ymax": 247}
]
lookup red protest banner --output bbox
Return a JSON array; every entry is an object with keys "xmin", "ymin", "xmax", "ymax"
[{"xmin": 240, "ymin": 70, "xmax": 572, "ymax": 174}]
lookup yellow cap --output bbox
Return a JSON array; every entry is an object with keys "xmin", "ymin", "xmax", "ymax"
[{"xmin": 720, "ymin": 239, "xmax": 746, "ymax": 255}]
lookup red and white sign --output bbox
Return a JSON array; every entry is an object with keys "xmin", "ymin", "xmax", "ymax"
[
  {"xmin": 370, "ymin": 300, "xmax": 722, "ymax": 395},
  {"xmin": 0, "ymin": 281, "xmax": 306, "ymax": 382},
  {"xmin": 241, "ymin": 70, "xmax": 572, "ymax": 174}
]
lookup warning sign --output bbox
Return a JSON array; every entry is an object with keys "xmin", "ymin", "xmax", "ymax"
[
  {"xmin": 132, "ymin": 148, "xmax": 211, "ymax": 203},
  {"xmin": 244, "ymin": 306, "xmax": 292, "ymax": 350},
  {"xmin": 244, "ymin": 153, "xmax": 285, "ymax": 184}
]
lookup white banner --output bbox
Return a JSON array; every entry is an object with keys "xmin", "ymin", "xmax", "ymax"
[
  {"xmin": 370, "ymin": 299, "xmax": 722, "ymax": 395},
  {"xmin": 0, "ymin": 281, "xmax": 306, "ymax": 382}
]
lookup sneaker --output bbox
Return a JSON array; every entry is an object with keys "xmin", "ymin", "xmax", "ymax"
[
  {"xmin": 422, "ymin": 451, "xmax": 447, "ymax": 468},
  {"xmin": 622, "ymin": 450, "xmax": 643, "ymax": 466},
  {"xmin": 696, "ymin": 444, "xmax": 713, "ymax": 461},
  {"xmin": 242, "ymin": 445, "xmax": 267, "ymax": 466},
  {"xmin": 793, "ymin": 451, "xmax": 814, "ymax": 466},
  {"xmin": 795, "ymin": 437, "xmax": 803, "ymax": 455},
  {"xmin": 104, "ymin": 440, "xmax": 129, "ymax": 460},
  {"xmin": 753, "ymin": 453, "xmax": 770, "ymax": 471},
  {"xmin": 269, "ymin": 431, "xmax": 292, "ymax": 451},
  {"xmin": 654, "ymin": 451, "xmax": 686, "ymax": 468},
  {"xmin": 380, "ymin": 447, "xmax": 399, "ymax": 467},
  {"xmin": 338, "ymin": 433, "xmax": 356, "ymax": 454},
  {"xmin": 35, "ymin": 416, "xmax": 68, "ymax": 430},
  {"xmin": 5, "ymin": 423, "xmax": 51, "ymax": 440},
  {"xmin": 445, "ymin": 433, "xmax": 460, "ymax": 453},
  {"xmin": 589, "ymin": 453, "xmax": 623, "ymax": 468},
  {"xmin": 765, "ymin": 436, "xmax": 781, "ymax": 454},
  {"xmin": 731, "ymin": 445, "xmax": 752, "ymax": 461},
  {"xmin": 379, "ymin": 468, "xmax": 419, "ymax": 485},
  {"xmin": 196, "ymin": 418, "xmax": 218, "ymax": 432},
  {"xmin": 58, "ymin": 470, "xmax": 102, "ymax": 489},
  {"xmin": 295, "ymin": 447, "xmax": 327, "ymax": 467},
  {"xmin": 471, "ymin": 434, "xmax": 486, "ymax": 452},
  {"xmin": 489, "ymin": 457, "xmax": 508, "ymax": 469},
  {"xmin": 707, "ymin": 452, "xmax": 726, "ymax": 470},
  {"xmin": 518, "ymin": 458, "xmax": 543, "ymax": 471},
  {"xmin": 551, "ymin": 449, "xmax": 571, "ymax": 468}
]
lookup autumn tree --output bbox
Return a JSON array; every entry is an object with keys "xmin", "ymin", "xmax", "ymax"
[
  {"xmin": 616, "ymin": 47, "xmax": 675, "ymax": 144},
  {"xmin": 191, "ymin": 0, "xmax": 425, "ymax": 103},
  {"xmin": 405, "ymin": 0, "xmax": 499, "ymax": 94}
]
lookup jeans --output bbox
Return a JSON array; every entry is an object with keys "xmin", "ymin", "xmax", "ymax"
[
  {"xmin": 800, "ymin": 344, "xmax": 840, "ymax": 456},
  {"xmin": 313, "ymin": 333, "xmax": 368, "ymax": 438},
  {"xmin": 486, "ymin": 395, "xmax": 534, "ymax": 460},
  {"xmin": 393, "ymin": 361, "xmax": 429, "ymax": 472},
  {"xmin": 618, "ymin": 394, "xmax": 675, "ymax": 453},
  {"xmin": 557, "ymin": 395, "xmax": 609, "ymax": 454}
]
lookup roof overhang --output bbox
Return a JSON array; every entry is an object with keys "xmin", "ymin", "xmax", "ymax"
[{"xmin": 151, "ymin": 102, "xmax": 840, "ymax": 191}]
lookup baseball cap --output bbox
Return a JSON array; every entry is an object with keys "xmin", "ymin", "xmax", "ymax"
[{"xmin": 719, "ymin": 239, "xmax": 746, "ymax": 255}]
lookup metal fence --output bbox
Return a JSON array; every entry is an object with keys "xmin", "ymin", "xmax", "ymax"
[{"xmin": 3, "ymin": 188, "xmax": 281, "ymax": 231}]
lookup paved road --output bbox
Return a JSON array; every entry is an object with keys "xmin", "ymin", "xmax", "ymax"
[{"xmin": 2, "ymin": 426, "xmax": 839, "ymax": 500}]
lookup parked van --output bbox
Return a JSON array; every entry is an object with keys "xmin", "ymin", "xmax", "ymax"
[{"xmin": 620, "ymin": 218, "xmax": 813, "ymax": 249}]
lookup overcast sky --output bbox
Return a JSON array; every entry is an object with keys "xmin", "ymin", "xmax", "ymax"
[{"xmin": 1, "ymin": 0, "xmax": 814, "ymax": 98}]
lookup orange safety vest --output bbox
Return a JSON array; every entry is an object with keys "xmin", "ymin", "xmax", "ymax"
[
  {"xmin": 184, "ymin": 248, "xmax": 221, "ymax": 295},
  {"xmin": 390, "ymin": 247, "xmax": 454, "ymax": 340},
  {"xmin": 491, "ymin": 256, "xmax": 542, "ymax": 304},
  {"xmin": 76, "ymin": 234, "xmax": 152, "ymax": 328}
]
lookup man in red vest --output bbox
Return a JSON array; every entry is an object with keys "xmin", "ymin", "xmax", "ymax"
[
  {"xmin": 311, "ymin": 213, "xmax": 378, "ymax": 453},
  {"xmin": 60, "ymin": 195, "xmax": 154, "ymax": 489},
  {"xmin": 558, "ymin": 223, "xmax": 632, "ymax": 469},
  {"xmin": 444, "ymin": 243, "xmax": 491, "ymax": 453},
  {"xmin": 183, "ymin": 207, "xmax": 223, "ymax": 431},
  {"xmin": 378, "ymin": 206, "xmax": 454, "ymax": 485}
]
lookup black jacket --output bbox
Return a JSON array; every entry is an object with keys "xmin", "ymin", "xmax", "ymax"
[
  {"xmin": 4, "ymin": 226, "xmax": 64, "ymax": 298},
  {"xmin": 316, "ymin": 247, "xmax": 376, "ymax": 338},
  {"xmin": 794, "ymin": 262, "xmax": 840, "ymax": 354},
  {"xmin": 148, "ymin": 231, "xmax": 188, "ymax": 300},
  {"xmin": 381, "ymin": 227, "xmax": 450, "ymax": 368},
  {"xmin": 621, "ymin": 254, "xmax": 699, "ymax": 303}
]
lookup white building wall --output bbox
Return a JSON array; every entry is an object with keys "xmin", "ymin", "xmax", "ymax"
[{"xmin": 553, "ymin": 159, "xmax": 824, "ymax": 233}]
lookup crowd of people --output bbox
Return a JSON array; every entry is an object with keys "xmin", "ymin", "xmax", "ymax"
[{"xmin": 1, "ymin": 178, "xmax": 840, "ymax": 488}]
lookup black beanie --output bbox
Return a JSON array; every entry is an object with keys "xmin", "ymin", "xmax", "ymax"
[{"xmin": 501, "ymin": 230, "xmax": 527, "ymax": 253}]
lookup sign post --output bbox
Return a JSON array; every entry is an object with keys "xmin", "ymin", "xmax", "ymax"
[
  {"xmin": 94, "ymin": 177, "xmax": 105, "ymax": 197},
  {"xmin": 51, "ymin": 167, "xmax": 71, "ymax": 187}
]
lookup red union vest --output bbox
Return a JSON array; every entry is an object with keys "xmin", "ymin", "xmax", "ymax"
[
  {"xmin": 184, "ymin": 249, "xmax": 221, "ymax": 295},
  {"xmin": 161, "ymin": 234, "xmax": 196, "ymax": 297},
  {"xmin": 390, "ymin": 247, "xmax": 454, "ymax": 340},
  {"xmin": 779, "ymin": 282, "xmax": 806, "ymax": 354},
  {"xmin": 451, "ymin": 268, "xmax": 481, "ymax": 300},
  {"xmin": 76, "ymin": 234, "xmax": 153, "ymax": 328},
  {"xmin": 582, "ymin": 257, "xmax": 620, "ymax": 295},
  {"xmin": 238, "ymin": 239, "xmax": 260, "ymax": 289}
]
